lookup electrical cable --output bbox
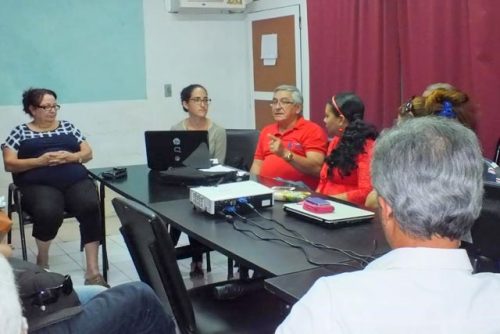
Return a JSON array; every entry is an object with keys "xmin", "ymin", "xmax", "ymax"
[
  {"xmin": 234, "ymin": 200, "xmax": 377, "ymax": 264},
  {"xmin": 228, "ymin": 216, "xmax": 364, "ymax": 269},
  {"xmin": 233, "ymin": 210, "xmax": 371, "ymax": 265}
]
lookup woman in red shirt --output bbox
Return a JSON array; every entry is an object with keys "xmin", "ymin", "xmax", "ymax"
[{"xmin": 316, "ymin": 93, "xmax": 378, "ymax": 206}]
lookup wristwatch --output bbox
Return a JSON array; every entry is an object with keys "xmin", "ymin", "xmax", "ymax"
[{"xmin": 284, "ymin": 151, "xmax": 294, "ymax": 162}]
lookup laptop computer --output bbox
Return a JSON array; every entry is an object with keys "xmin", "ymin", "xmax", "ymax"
[
  {"xmin": 145, "ymin": 130, "xmax": 211, "ymax": 171},
  {"xmin": 283, "ymin": 200, "xmax": 374, "ymax": 227}
]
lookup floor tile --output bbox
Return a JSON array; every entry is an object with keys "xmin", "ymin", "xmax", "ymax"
[{"xmin": 7, "ymin": 194, "xmax": 231, "ymax": 292}]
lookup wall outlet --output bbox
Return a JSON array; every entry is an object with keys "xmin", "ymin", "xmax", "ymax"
[{"xmin": 164, "ymin": 84, "xmax": 172, "ymax": 97}]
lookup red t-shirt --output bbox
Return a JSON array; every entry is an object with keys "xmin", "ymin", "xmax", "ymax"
[
  {"xmin": 316, "ymin": 136, "xmax": 375, "ymax": 206},
  {"xmin": 254, "ymin": 117, "xmax": 327, "ymax": 189}
]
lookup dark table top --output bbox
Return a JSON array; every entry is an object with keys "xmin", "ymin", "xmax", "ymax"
[
  {"xmin": 90, "ymin": 164, "xmax": 390, "ymax": 296},
  {"xmin": 149, "ymin": 198, "xmax": 389, "ymax": 277},
  {"xmin": 89, "ymin": 164, "xmax": 190, "ymax": 205}
]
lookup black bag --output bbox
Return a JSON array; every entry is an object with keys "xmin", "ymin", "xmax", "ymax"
[
  {"xmin": 155, "ymin": 166, "xmax": 238, "ymax": 186},
  {"xmin": 10, "ymin": 259, "xmax": 82, "ymax": 332}
]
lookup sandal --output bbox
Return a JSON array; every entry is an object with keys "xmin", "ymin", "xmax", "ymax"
[
  {"xmin": 189, "ymin": 261, "xmax": 204, "ymax": 278},
  {"xmin": 84, "ymin": 274, "xmax": 110, "ymax": 288}
]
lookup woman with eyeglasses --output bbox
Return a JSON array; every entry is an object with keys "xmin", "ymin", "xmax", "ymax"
[
  {"xmin": 171, "ymin": 84, "xmax": 227, "ymax": 163},
  {"xmin": 1, "ymin": 88, "xmax": 108, "ymax": 288},
  {"xmin": 316, "ymin": 93, "xmax": 378, "ymax": 206},
  {"xmin": 171, "ymin": 84, "xmax": 227, "ymax": 278}
]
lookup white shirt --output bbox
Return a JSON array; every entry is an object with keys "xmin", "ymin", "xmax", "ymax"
[
  {"xmin": 0, "ymin": 255, "xmax": 28, "ymax": 334},
  {"xmin": 276, "ymin": 247, "xmax": 500, "ymax": 334}
]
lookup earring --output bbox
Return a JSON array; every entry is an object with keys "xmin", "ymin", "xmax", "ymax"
[{"xmin": 338, "ymin": 127, "xmax": 344, "ymax": 133}]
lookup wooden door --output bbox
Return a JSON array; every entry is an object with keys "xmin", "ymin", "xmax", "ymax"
[{"xmin": 248, "ymin": 6, "xmax": 302, "ymax": 130}]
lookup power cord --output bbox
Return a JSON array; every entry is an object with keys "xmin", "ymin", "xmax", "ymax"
[
  {"xmin": 229, "ymin": 215, "xmax": 363, "ymax": 269},
  {"xmin": 221, "ymin": 200, "xmax": 369, "ymax": 268},
  {"xmin": 236, "ymin": 199, "xmax": 377, "ymax": 265}
]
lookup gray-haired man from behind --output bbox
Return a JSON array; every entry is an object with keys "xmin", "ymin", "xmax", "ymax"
[{"xmin": 276, "ymin": 117, "xmax": 500, "ymax": 333}]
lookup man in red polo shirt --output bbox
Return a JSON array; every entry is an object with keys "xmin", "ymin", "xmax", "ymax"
[{"xmin": 250, "ymin": 85, "xmax": 327, "ymax": 190}]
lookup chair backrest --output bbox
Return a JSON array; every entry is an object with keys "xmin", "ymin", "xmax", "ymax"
[
  {"xmin": 472, "ymin": 183, "xmax": 500, "ymax": 265},
  {"xmin": 111, "ymin": 198, "xmax": 172, "ymax": 313},
  {"xmin": 224, "ymin": 129, "xmax": 260, "ymax": 171},
  {"xmin": 495, "ymin": 138, "xmax": 500, "ymax": 165},
  {"xmin": 149, "ymin": 215, "xmax": 197, "ymax": 333},
  {"xmin": 112, "ymin": 197, "xmax": 196, "ymax": 332}
]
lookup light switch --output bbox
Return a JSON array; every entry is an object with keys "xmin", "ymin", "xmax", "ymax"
[{"xmin": 164, "ymin": 84, "xmax": 172, "ymax": 97}]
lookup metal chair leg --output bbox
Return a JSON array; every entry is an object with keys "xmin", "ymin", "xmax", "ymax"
[
  {"xmin": 227, "ymin": 258, "xmax": 234, "ymax": 279},
  {"xmin": 206, "ymin": 251, "xmax": 211, "ymax": 272},
  {"xmin": 19, "ymin": 215, "xmax": 28, "ymax": 261},
  {"xmin": 99, "ymin": 181, "xmax": 109, "ymax": 281}
]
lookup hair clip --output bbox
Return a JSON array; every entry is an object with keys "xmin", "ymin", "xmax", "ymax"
[
  {"xmin": 437, "ymin": 100, "xmax": 456, "ymax": 119},
  {"xmin": 403, "ymin": 96, "xmax": 415, "ymax": 116}
]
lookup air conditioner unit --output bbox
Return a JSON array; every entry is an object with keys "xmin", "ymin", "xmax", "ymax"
[{"xmin": 168, "ymin": 0, "xmax": 253, "ymax": 14}]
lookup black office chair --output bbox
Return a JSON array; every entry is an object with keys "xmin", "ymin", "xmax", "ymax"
[
  {"xmin": 7, "ymin": 182, "xmax": 109, "ymax": 279},
  {"xmin": 112, "ymin": 197, "xmax": 289, "ymax": 334},
  {"xmin": 114, "ymin": 198, "xmax": 213, "ymax": 311},
  {"xmin": 225, "ymin": 129, "xmax": 260, "ymax": 171},
  {"xmin": 470, "ymin": 183, "xmax": 500, "ymax": 273}
]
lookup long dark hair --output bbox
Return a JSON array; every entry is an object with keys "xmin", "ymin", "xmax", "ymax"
[{"xmin": 325, "ymin": 92, "xmax": 378, "ymax": 177}]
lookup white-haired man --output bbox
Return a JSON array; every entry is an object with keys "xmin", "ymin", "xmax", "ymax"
[
  {"xmin": 250, "ymin": 85, "xmax": 327, "ymax": 190},
  {"xmin": 276, "ymin": 117, "xmax": 500, "ymax": 333}
]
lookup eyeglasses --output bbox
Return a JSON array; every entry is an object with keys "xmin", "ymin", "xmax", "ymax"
[
  {"xmin": 189, "ymin": 98, "xmax": 211, "ymax": 105},
  {"xmin": 38, "ymin": 104, "xmax": 61, "ymax": 112},
  {"xmin": 269, "ymin": 99, "xmax": 295, "ymax": 108},
  {"xmin": 23, "ymin": 275, "xmax": 73, "ymax": 306}
]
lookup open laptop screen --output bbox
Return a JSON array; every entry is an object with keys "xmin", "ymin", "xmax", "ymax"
[{"xmin": 145, "ymin": 130, "xmax": 210, "ymax": 171}]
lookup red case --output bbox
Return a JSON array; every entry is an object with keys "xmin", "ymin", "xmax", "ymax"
[{"xmin": 302, "ymin": 200, "xmax": 334, "ymax": 213}]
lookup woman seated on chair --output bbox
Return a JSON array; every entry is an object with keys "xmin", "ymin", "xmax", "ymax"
[
  {"xmin": 316, "ymin": 93, "xmax": 378, "ymax": 206},
  {"xmin": 399, "ymin": 87, "xmax": 498, "ymax": 183},
  {"xmin": 1, "ymin": 87, "xmax": 108, "ymax": 287},
  {"xmin": 170, "ymin": 84, "xmax": 227, "ymax": 277},
  {"xmin": 365, "ymin": 84, "xmax": 498, "ymax": 208},
  {"xmin": 171, "ymin": 84, "xmax": 227, "ymax": 163}
]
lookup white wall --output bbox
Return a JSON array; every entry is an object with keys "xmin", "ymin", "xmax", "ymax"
[{"xmin": 0, "ymin": 0, "xmax": 307, "ymax": 194}]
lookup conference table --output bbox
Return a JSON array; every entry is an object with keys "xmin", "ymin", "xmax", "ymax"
[{"xmin": 89, "ymin": 164, "xmax": 390, "ymax": 303}]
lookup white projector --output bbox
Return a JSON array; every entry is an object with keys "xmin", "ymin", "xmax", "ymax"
[{"xmin": 190, "ymin": 180, "xmax": 274, "ymax": 215}]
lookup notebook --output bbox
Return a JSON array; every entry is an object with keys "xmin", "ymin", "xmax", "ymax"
[
  {"xmin": 145, "ymin": 130, "xmax": 211, "ymax": 171},
  {"xmin": 283, "ymin": 200, "xmax": 375, "ymax": 227}
]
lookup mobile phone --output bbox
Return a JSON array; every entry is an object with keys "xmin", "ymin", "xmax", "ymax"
[
  {"xmin": 303, "ymin": 196, "xmax": 334, "ymax": 213},
  {"xmin": 305, "ymin": 197, "xmax": 329, "ymax": 206},
  {"xmin": 102, "ymin": 167, "xmax": 127, "ymax": 180}
]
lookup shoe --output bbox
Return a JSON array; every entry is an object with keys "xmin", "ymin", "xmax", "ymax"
[
  {"xmin": 84, "ymin": 274, "xmax": 110, "ymax": 288},
  {"xmin": 213, "ymin": 281, "xmax": 263, "ymax": 300},
  {"xmin": 189, "ymin": 261, "xmax": 204, "ymax": 278},
  {"xmin": 38, "ymin": 264, "xmax": 50, "ymax": 271},
  {"xmin": 213, "ymin": 283, "xmax": 244, "ymax": 300},
  {"xmin": 36, "ymin": 257, "xmax": 49, "ymax": 270}
]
